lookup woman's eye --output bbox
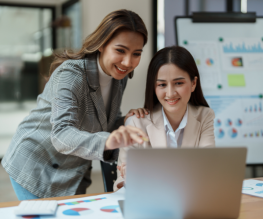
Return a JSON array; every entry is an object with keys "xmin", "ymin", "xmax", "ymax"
[
  {"xmin": 158, "ymin": 84, "xmax": 166, "ymax": 87},
  {"xmin": 175, "ymin": 82, "xmax": 183, "ymax": 85},
  {"xmin": 117, "ymin": 49, "xmax": 125, "ymax": 53},
  {"xmin": 133, "ymin": 53, "xmax": 141, "ymax": 57}
]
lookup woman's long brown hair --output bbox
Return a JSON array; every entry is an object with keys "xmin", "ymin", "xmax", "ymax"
[
  {"xmin": 49, "ymin": 9, "xmax": 148, "ymax": 79},
  {"xmin": 144, "ymin": 46, "xmax": 209, "ymax": 114}
]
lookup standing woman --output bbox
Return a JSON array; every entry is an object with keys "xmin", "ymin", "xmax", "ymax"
[{"xmin": 2, "ymin": 9, "xmax": 149, "ymax": 200}]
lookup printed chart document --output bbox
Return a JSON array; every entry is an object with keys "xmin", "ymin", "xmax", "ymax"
[
  {"xmin": 0, "ymin": 188, "xmax": 126, "ymax": 219},
  {"xmin": 242, "ymin": 179, "xmax": 263, "ymax": 198}
]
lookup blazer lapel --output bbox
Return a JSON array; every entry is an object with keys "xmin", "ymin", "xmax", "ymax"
[
  {"xmin": 146, "ymin": 104, "xmax": 167, "ymax": 148},
  {"xmin": 181, "ymin": 104, "xmax": 201, "ymax": 147},
  {"xmin": 85, "ymin": 53, "xmax": 107, "ymax": 131}
]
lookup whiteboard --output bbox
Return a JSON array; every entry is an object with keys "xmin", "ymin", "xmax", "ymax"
[{"xmin": 175, "ymin": 17, "xmax": 263, "ymax": 164}]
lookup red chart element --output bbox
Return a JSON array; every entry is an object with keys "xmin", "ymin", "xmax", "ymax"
[
  {"xmin": 100, "ymin": 205, "xmax": 120, "ymax": 213},
  {"xmin": 231, "ymin": 57, "xmax": 243, "ymax": 67}
]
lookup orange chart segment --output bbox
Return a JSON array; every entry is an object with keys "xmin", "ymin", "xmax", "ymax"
[{"xmin": 100, "ymin": 205, "xmax": 120, "ymax": 213}]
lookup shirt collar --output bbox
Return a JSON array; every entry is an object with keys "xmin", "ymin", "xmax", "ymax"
[{"xmin": 162, "ymin": 105, "xmax": 188, "ymax": 133}]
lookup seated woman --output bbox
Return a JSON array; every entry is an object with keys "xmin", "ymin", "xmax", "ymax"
[{"xmin": 113, "ymin": 46, "xmax": 215, "ymax": 191}]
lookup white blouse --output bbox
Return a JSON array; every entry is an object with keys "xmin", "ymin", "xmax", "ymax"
[{"xmin": 162, "ymin": 106, "xmax": 188, "ymax": 147}]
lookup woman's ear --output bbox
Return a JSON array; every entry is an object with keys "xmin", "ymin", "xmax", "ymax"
[
  {"xmin": 191, "ymin": 76, "xmax": 198, "ymax": 92},
  {"xmin": 98, "ymin": 46, "xmax": 103, "ymax": 52}
]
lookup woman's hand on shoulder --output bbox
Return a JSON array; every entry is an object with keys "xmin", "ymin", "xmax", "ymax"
[
  {"xmin": 124, "ymin": 108, "xmax": 149, "ymax": 123},
  {"xmin": 105, "ymin": 125, "xmax": 149, "ymax": 150}
]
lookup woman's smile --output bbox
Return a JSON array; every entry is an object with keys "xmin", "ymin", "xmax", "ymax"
[
  {"xmin": 115, "ymin": 65, "xmax": 128, "ymax": 74},
  {"xmin": 165, "ymin": 98, "xmax": 180, "ymax": 105}
]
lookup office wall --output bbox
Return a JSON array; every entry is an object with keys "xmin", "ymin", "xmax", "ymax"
[{"xmin": 81, "ymin": 0, "xmax": 153, "ymax": 115}]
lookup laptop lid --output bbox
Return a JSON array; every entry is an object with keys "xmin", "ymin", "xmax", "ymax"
[{"xmin": 123, "ymin": 148, "xmax": 247, "ymax": 219}]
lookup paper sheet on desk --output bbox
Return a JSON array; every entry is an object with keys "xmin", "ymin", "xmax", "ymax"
[
  {"xmin": 0, "ymin": 187, "xmax": 126, "ymax": 219},
  {"xmin": 242, "ymin": 179, "xmax": 263, "ymax": 198}
]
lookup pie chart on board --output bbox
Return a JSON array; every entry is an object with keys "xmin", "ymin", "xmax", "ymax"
[
  {"xmin": 100, "ymin": 205, "xmax": 120, "ymax": 213},
  {"xmin": 63, "ymin": 208, "xmax": 93, "ymax": 216},
  {"xmin": 235, "ymin": 119, "xmax": 242, "ymax": 126},
  {"xmin": 206, "ymin": 58, "xmax": 214, "ymax": 66},
  {"xmin": 225, "ymin": 119, "xmax": 232, "ymax": 126},
  {"xmin": 216, "ymin": 129, "xmax": 225, "ymax": 139},
  {"xmin": 215, "ymin": 119, "xmax": 221, "ymax": 127},
  {"xmin": 231, "ymin": 57, "xmax": 243, "ymax": 67},
  {"xmin": 228, "ymin": 128, "xmax": 238, "ymax": 138}
]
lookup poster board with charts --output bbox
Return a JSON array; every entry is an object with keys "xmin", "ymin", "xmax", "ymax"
[{"xmin": 175, "ymin": 16, "xmax": 263, "ymax": 164}]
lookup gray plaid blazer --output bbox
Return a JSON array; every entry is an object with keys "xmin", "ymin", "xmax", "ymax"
[{"xmin": 2, "ymin": 53, "xmax": 128, "ymax": 198}]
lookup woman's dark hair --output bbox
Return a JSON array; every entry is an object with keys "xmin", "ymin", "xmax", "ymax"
[
  {"xmin": 144, "ymin": 46, "xmax": 209, "ymax": 113},
  {"xmin": 49, "ymin": 9, "xmax": 148, "ymax": 79}
]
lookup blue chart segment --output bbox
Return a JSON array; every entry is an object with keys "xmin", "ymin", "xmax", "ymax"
[
  {"xmin": 63, "ymin": 208, "xmax": 93, "ymax": 216},
  {"xmin": 256, "ymin": 183, "xmax": 263, "ymax": 187},
  {"xmin": 100, "ymin": 205, "xmax": 120, "ymax": 213},
  {"xmin": 223, "ymin": 42, "xmax": 263, "ymax": 53},
  {"xmin": 255, "ymin": 191, "xmax": 263, "ymax": 194},
  {"xmin": 216, "ymin": 129, "xmax": 225, "ymax": 139}
]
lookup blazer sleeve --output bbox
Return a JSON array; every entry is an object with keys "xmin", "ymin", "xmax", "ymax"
[
  {"xmin": 50, "ymin": 60, "xmax": 112, "ymax": 162},
  {"xmin": 199, "ymin": 108, "xmax": 215, "ymax": 147}
]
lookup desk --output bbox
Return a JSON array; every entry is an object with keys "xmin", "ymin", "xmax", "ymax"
[{"xmin": 1, "ymin": 178, "xmax": 263, "ymax": 219}]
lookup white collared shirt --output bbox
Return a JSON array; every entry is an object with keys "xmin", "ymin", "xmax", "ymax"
[
  {"xmin": 97, "ymin": 54, "xmax": 112, "ymax": 116},
  {"xmin": 162, "ymin": 106, "xmax": 188, "ymax": 148}
]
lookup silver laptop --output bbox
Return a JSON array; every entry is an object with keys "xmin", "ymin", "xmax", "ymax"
[{"xmin": 120, "ymin": 148, "xmax": 247, "ymax": 219}]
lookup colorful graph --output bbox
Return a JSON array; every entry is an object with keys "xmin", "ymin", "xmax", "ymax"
[
  {"xmin": 225, "ymin": 119, "xmax": 232, "ymax": 126},
  {"xmin": 235, "ymin": 119, "xmax": 242, "ymax": 126},
  {"xmin": 216, "ymin": 128, "xmax": 225, "ymax": 139},
  {"xmin": 215, "ymin": 119, "xmax": 221, "ymax": 127},
  {"xmin": 231, "ymin": 57, "xmax": 243, "ymax": 67},
  {"xmin": 244, "ymin": 102, "xmax": 262, "ymax": 113},
  {"xmin": 228, "ymin": 128, "xmax": 238, "ymax": 138},
  {"xmin": 256, "ymin": 183, "xmax": 263, "ymax": 186},
  {"xmin": 206, "ymin": 58, "xmax": 214, "ymax": 66},
  {"xmin": 63, "ymin": 208, "xmax": 93, "ymax": 216},
  {"xmin": 100, "ymin": 205, "xmax": 120, "ymax": 213},
  {"xmin": 242, "ymin": 187, "xmax": 253, "ymax": 190},
  {"xmin": 58, "ymin": 197, "xmax": 106, "ymax": 206},
  {"xmin": 22, "ymin": 216, "xmax": 40, "ymax": 219},
  {"xmin": 223, "ymin": 42, "xmax": 263, "ymax": 53}
]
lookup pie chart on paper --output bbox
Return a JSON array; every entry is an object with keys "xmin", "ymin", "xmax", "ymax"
[
  {"xmin": 100, "ymin": 205, "xmax": 120, "ymax": 213},
  {"xmin": 63, "ymin": 208, "xmax": 93, "ymax": 216}
]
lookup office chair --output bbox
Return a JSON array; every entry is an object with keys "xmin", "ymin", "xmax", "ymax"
[{"xmin": 100, "ymin": 161, "xmax": 118, "ymax": 192}]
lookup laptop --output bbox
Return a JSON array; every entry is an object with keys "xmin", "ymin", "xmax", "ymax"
[{"xmin": 119, "ymin": 147, "xmax": 247, "ymax": 219}]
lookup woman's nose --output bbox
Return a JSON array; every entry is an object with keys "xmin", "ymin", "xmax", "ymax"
[
  {"xmin": 167, "ymin": 85, "xmax": 176, "ymax": 97},
  {"xmin": 121, "ymin": 55, "xmax": 132, "ymax": 68}
]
